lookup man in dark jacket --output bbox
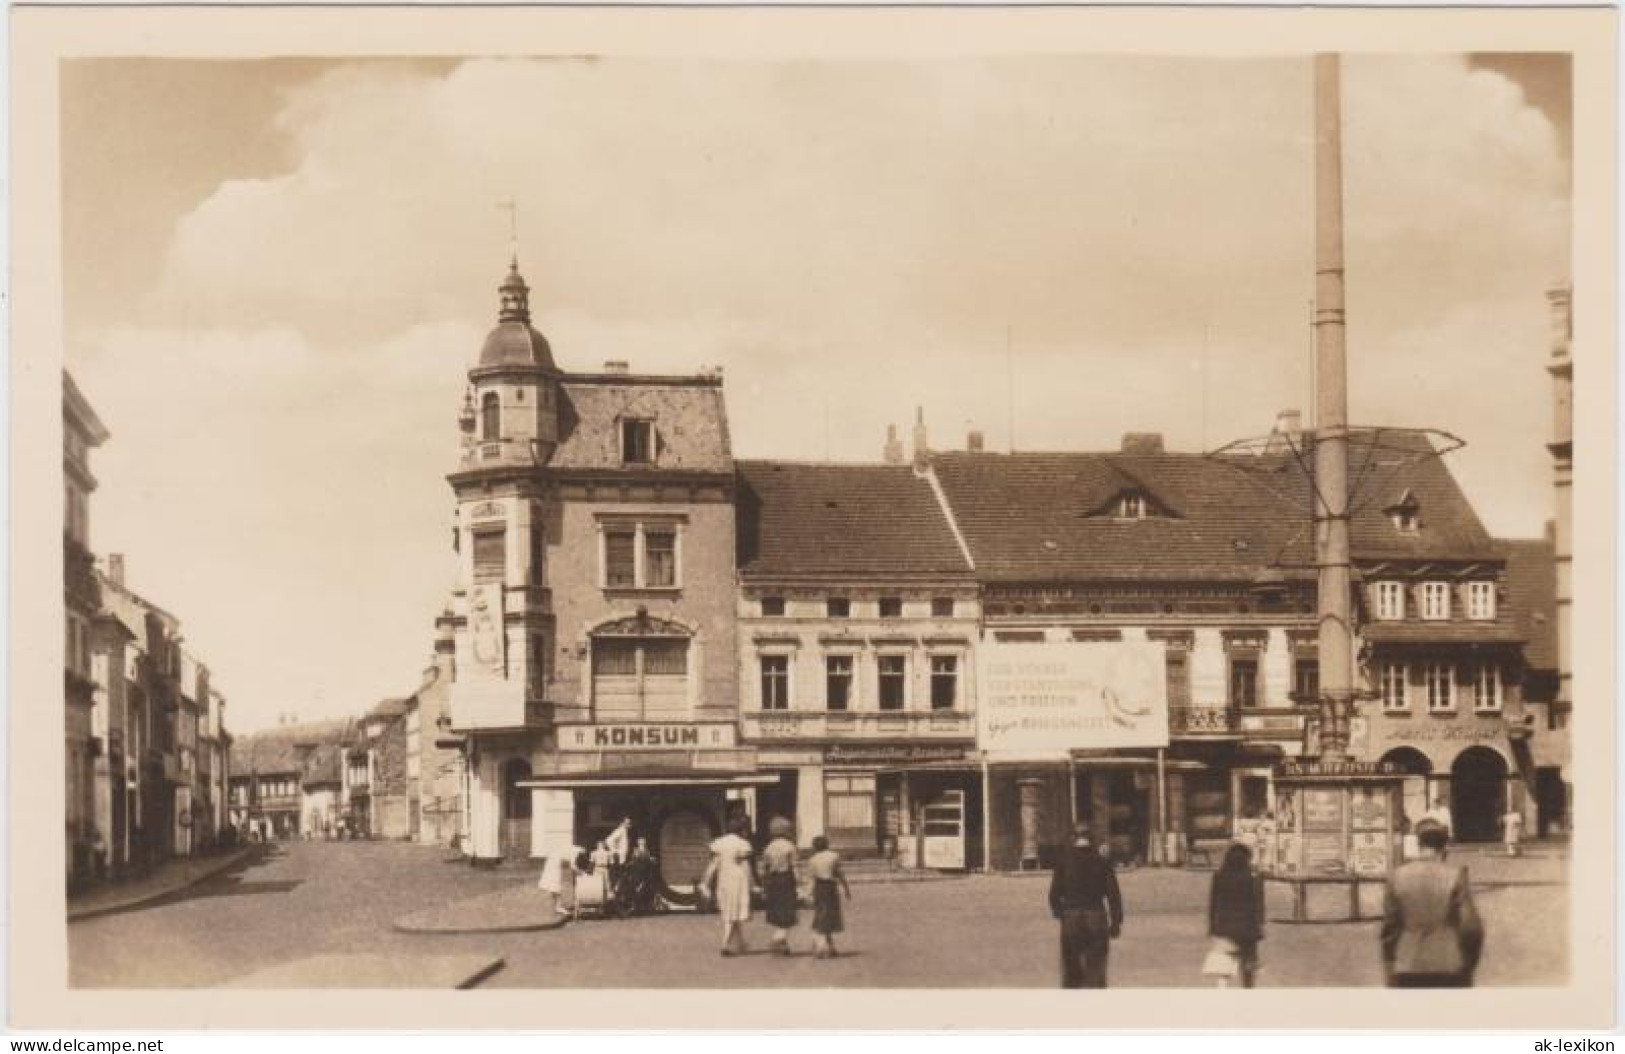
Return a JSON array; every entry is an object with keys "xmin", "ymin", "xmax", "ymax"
[
  {"xmin": 1048, "ymin": 822, "xmax": 1125, "ymax": 988},
  {"xmin": 1381, "ymin": 819, "xmax": 1484, "ymax": 987}
]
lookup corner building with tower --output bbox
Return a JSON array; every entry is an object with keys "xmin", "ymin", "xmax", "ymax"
[{"xmin": 446, "ymin": 262, "xmax": 756, "ymax": 900}]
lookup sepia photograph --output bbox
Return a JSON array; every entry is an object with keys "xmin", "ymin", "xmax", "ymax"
[{"xmin": 11, "ymin": 2, "xmax": 1617, "ymax": 1034}]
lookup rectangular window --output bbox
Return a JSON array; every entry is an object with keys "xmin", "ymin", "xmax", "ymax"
[
  {"xmin": 760, "ymin": 596, "xmax": 785, "ymax": 617},
  {"xmin": 621, "ymin": 419, "xmax": 653, "ymax": 464},
  {"xmin": 1375, "ymin": 581, "xmax": 1406, "ymax": 621},
  {"xmin": 644, "ymin": 531, "xmax": 677, "ymax": 588},
  {"xmin": 825, "ymin": 655, "xmax": 854, "ymax": 711},
  {"xmin": 1466, "ymin": 582, "xmax": 1496, "ymax": 620},
  {"xmin": 878, "ymin": 597, "xmax": 903, "ymax": 619},
  {"xmin": 931, "ymin": 597, "xmax": 955, "ymax": 618},
  {"xmin": 594, "ymin": 638, "xmax": 638, "ymax": 676},
  {"xmin": 643, "ymin": 638, "xmax": 688, "ymax": 675},
  {"xmin": 1380, "ymin": 663, "xmax": 1408, "ymax": 711},
  {"xmin": 1166, "ymin": 652, "xmax": 1191, "ymax": 707},
  {"xmin": 877, "ymin": 655, "xmax": 907, "ymax": 711},
  {"xmin": 1425, "ymin": 662, "xmax": 1454, "ymax": 712},
  {"xmin": 1468, "ymin": 663, "xmax": 1502, "ymax": 712},
  {"xmin": 471, "ymin": 529, "xmax": 506, "ymax": 584},
  {"xmin": 1230, "ymin": 658, "xmax": 1259, "ymax": 708},
  {"xmin": 827, "ymin": 597, "xmax": 851, "ymax": 618},
  {"xmin": 1421, "ymin": 582, "xmax": 1451, "ymax": 621},
  {"xmin": 759, "ymin": 655, "xmax": 789, "ymax": 711},
  {"xmin": 604, "ymin": 530, "xmax": 636, "ymax": 588},
  {"xmin": 930, "ymin": 655, "xmax": 958, "ymax": 710},
  {"xmin": 826, "ymin": 777, "xmax": 876, "ymax": 831},
  {"xmin": 1294, "ymin": 660, "xmax": 1320, "ymax": 703}
]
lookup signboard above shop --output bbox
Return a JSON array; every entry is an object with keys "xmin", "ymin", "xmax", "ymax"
[
  {"xmin": 558, "ymin": 723, "xmax": 737, "ymax": 752},
  {"xmin": 976, "ymin": 641, "xmax": 1170, "ymax": 759}
]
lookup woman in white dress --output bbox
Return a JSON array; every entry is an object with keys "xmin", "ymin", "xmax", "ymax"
[{"xmin": 702, "ymin": 814, "xmax": 757, "ymax": 956}]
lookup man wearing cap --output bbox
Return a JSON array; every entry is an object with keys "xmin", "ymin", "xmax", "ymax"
[
  {"xmin": 1048, "ymin": 822, "xmax": 1125, "ymax": 989},
  {"xmin": 1380, "ymin": 818, "xmax": 1485, "ymax": 987}
]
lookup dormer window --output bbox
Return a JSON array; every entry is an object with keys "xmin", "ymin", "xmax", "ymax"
[
  {"xmin": 1385, "ymin": 491, "xmax": 1421, "ymax": 533},
  {"xmin": 1466, "ymin": 581, "xmax": 1496, "ymax": 620},
  {"xmin": 1116, "ymin": 492, "xmax": 1147, "ymax": 520},
  {"xmin": 1374, "ymin": 581, "xmax": 1406, "ymax": 621},
  {"xmin": 622, "ymin": 419, "xmax": 654, "ymax": 465}
]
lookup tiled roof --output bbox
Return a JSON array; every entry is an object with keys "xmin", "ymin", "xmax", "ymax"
[
  {"xmin": 736, "ymin": 461, "xmax": 972, "ymax": 580},
  {"xmin": 550, "ymin": 379, "xmax": 732, "ymax": 473},
  {"xmin": 301, "ymin": 743, "xmax": 343, "ymax": 788},
  {"xmin": 931, "ymin": 433, "xmax": 1498, "ymax": 584},
  {"xmin": 228, "ymin": 717, "xmax": 354, "ymax": 777},
  {"xmin": 368, "ymin": 696, "xmax": 412, "ymax": 720},
  {"xmin": 1360, "ymin": 622, "xmax": 1525, "ymax": 646},
  {"xmin": 1499, "ymin": 536, "xmax": 1558, "ymax": 671}
]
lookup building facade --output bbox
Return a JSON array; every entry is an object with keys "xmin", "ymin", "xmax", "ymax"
[
  {"xmin": 734, "ymin": 453, "xmax": 982, "ymax": 860},
  {"xmin": 445, "ymin": 263, "xmax": 758, "ymax": 897},
  {"xmin": 64, "ymin": 371, "xmax": 110, "ymax": 887}
]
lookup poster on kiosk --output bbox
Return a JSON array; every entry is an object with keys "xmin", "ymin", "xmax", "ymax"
[{"xmin": 977, "ymin": 640, "xmax": 1171, "ymax": 760}]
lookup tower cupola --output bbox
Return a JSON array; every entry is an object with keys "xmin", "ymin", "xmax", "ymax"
[
  {"xmin": 498, "ymin": 260, "xmax": 531, "ymax": 323},
  {"xmin": 478, "ymin": 259, "xmax": 556, "ymax": 371}
]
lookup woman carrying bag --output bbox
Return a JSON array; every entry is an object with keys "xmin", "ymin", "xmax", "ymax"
[{"xmin": 1204, "ymin": 842, "xmax": 1265, "ymax": 988}]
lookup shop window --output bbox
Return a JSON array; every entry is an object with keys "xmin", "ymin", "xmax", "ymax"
[
  {"xmin": 1380, "ymin": 662, "xmax": 1409, "ymax": 711},
  {"xmin": 931, "ymin": 597, "xmax": 955, "ymax": 618},
  {"xmin": 1467, "ymin": 663, "xmax": 1501, "ymax": 712},
  {"xmin": 826, "ymin": 774, "xmax": 876, "ymax": 831},
  {"xmin": 761, "ymin": 596, "xmax": 785, "ymax": 617},
  {"xmin": 878, "ymin": 596, "xmax": 903, "ymax": 619},
  {"xmin": 1294, "ymin": 659, "xmax": 1320, "ymax": 703},
  {"xmin": 1229, "ymin": 658, "xmax": 1259, "ymax": 709},
  {"xmin": 825, "ymin": 655, "xmax": 853, "ymax": 711},
  {"xmin": 1425, "ymin": 662, "xmax": 1454, "ymax": 712},
  {"xmin": 1375, "ymin": 581, "xmax": 1405, "ymax": 621},
  {"xmin": 1467, "ymin": 582, "xmax": 1496, "ymax": 621},
  {"xmin": 827, "ymin": 596, "xmax": 851, "ymax": 618},
  {"xmin": 1421, "ymin": 582, "xmax": 1451, "ymax": 621},
  {"xmin": 759, "ymin": 655, "xmax": 789, "ymax": 711},
  {"xmin": 877, "ymin": 655, "xmax": 907, "ymax": 711},
  {"xmin": 930, "ymin": 655, "xmax": 958, "ymax": 710},
  {"xmin": 472, "ymin": 528, "xmax": 506, "ymax": 584}
]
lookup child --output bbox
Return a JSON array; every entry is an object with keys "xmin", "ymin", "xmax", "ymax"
[{"xmin": 807, "ymin": 835, "xmax": 852, "ymax": 959}]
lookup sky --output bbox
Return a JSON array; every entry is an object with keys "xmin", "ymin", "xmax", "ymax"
[{"xmin": 61, "ymin": 54, "xmax": 1572, "ymax": 734}]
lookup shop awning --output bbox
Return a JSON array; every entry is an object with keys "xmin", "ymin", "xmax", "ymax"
[{"xmin": 517, "ymin": 772, "xmax": 780, "ymax": 790}]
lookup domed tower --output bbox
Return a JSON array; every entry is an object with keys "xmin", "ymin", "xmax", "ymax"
[{"xmin": 458, "ymin": 260, "xmax": 561, "ymax": 465}]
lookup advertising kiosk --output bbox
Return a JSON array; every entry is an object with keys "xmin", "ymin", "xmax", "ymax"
[{"xmin": 1267, "ymin": 758, "xmax": 1404, "ymax": 921}]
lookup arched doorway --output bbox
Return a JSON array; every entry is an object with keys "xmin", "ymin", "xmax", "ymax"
[
  {"xmin": 500, "ymin": 758, "xmax": 533, "ymax": 860},
  {"xmin": 651, "ymin": 800, "xmax": 720, "ymax": 906},
  {"xmin": 1450, "ymin": 747, "xmax": 1508, "ymax": 842},
  {"xmin": 1381, "ymin": 747, "xmax": 1434, "ymax": 827}
]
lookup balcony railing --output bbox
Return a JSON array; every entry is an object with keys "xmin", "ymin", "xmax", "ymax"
[
  {"xmin": 1169, "ymin": 705, "xmax": 1241, "ymax": 737},
  {"xmin": 742, "ymin": 709, "xmax": 974, "ymax": 742}
]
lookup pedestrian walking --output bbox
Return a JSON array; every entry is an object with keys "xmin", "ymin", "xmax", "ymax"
[
  {"xmin": 1380, "ymin": 819, "xmax": 1484, "ymax": 988},
  {"xmin": 807, "ymin": 835, "xmax": 852, "ymax": 959},
  {"xmin": 1204, "ymin": 842, "xmax": 1265, "ymax": 988},
  {"xmin": 1501, "ymin": 806, "xmax": 1524, "ymax": 858},
  {"xmin": 759, "ymin": 816, "xmax": 800, "ymax": 955},
  {"xmin": 701, "ymin": 814, "xmax": 757, "ymax": 957},
  {"xmin": 1047, "ymin": 822, "xmax": 1124, "ymax": 989}
]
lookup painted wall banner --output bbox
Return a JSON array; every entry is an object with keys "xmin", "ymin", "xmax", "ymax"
[
  {"xmin": 976, "ymin": 641, "xmax": 1169, "ymax": 759},
  {"xmin": 469, "ymin": 583, "xmax": 506, "ymax": 672},
  {"xmin": 558, "ymin": 723, "xmax": 737, "ymax": 752},
  {"xmin": 1380, "ymin": 723, "xmax": 1502, "ymax": 743},
  {"xmin": 1277, "ymin": 759, "xmax": 1402, "ymax": 779}
]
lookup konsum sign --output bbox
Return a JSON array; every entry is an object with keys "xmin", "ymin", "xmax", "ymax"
[{"xmin": 976, "ymin": 641, "xmax": 1170, "ymax": 760}]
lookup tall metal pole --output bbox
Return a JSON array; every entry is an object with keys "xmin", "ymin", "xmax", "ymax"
[{"xmin": 1313, "ymin": 53, "xmax": 1354, "ymax": 761}]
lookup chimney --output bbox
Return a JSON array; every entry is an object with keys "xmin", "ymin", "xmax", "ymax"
[
  {"xmin": 107, "ymin": 553, "xmax": 125, "ymax": 587},
  {"xmin": 882, "ymin": 424, "xmax": 905, "ymax": 465},
  {"xmin": 967, "ymin": 429, "xmax": 985, "ymax": 453},
  {"xmin": 1274, "ymin": 409, "xmax": 1303, "ymax": 435},
  {"xmin": 1120, "ymin": 432, "xmax": 1164, "ymax": 455},
  {"xmin": 911, "ymin": 407, "xmax": 930, "ymax": 471},
  {"xmin": 603, "ymin": 360, "xmax": 630, "ymax": 375}
]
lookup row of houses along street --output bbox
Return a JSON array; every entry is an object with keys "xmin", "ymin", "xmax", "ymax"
[
  {"xmin": 64, "ymin": 373, "xmax": 235, "ymax": 891},
  {"xmin": 269, "ymin": 258, "xmax": 1568, "ymax": 897}
]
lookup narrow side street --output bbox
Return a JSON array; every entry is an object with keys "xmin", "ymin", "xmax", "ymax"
[{"xmin": 69, "ymin": 841, "xmax": 1568, "ymax": 989}]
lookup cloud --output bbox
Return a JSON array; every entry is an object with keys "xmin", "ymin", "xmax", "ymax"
[{"xmin": 71, "ymin": 53, "xmax": 1568, "ymax": 727}]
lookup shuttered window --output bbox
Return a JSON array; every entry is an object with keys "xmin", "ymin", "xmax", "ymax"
[{"xmin": 472, "ymin": 530, "xmax": 505, "ymax": 584}]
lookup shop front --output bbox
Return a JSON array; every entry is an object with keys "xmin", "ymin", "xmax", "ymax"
[{"xmin": 519, "ymin": 720, "xmax": 772, "ymax": 904}]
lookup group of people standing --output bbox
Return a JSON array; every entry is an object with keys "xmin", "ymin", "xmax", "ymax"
[
  {"xmin": 1049, "ymin": 817, "xmax": 1485, "ymax": 989},
  {"xmin": 702, "ymin": 815, "xmax": 852, "ymax": 958}
]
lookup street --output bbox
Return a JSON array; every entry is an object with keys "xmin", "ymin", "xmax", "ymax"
[{"xmin": 68, "ymin": 840, "xmax": 1569, "ymax": 989}]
